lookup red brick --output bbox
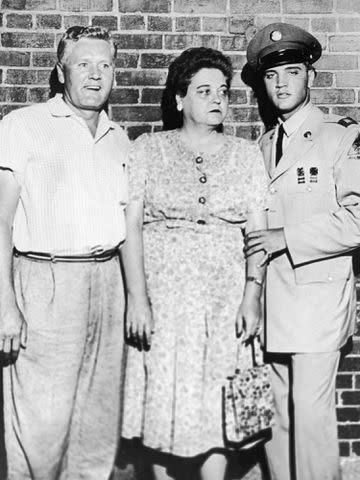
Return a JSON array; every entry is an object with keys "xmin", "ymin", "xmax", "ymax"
[
  {"xmin": 235, "ymin": 124, "xmax": 262, "ymax": 140},
  {"xmin": 0, "ymin": 70, "xmax": 2, "ymax": 84},
  {"xmin": 356, "ymin": 375, "xmax": 360, "ymax": 389},
  {"xmin": 175, "ymin": 17, "xmax": 201, "ymax": 32},
  {"xmin": 63, "ymin": 15, "xmax": 89, "ymax": 29},
  {"xmin": 339, "ymin": 17, "xmax": 360, "ymax": 32},
  {"xmin": 230, "ymin": 90, "xmax": 247, "ymax": 105},
  {"xmin": 175, "ymin": 0, "xmax": 226, "ymax": 14},
  {"xmin": 330, "ymin": 35, "xmax": 360, "ymax": 52},
  {"xmin": 337, "ymin": 355, "xmax": 360, "ymax": 372},
  {"xmin": 311, "ymin": 17, "xmax": 336, "ymax": 32},
  {"xmin": 6, "ymin": 13, "xmax": 33, "ymax": 29},
  {"xmin": 148, "ymin": 16, "xmax": 172, "ymax": 32},
  {"xmin": 228, "ymin": 54, "xmax": 247, "ymax": 70},
  {"xmin": 115, "ymin": 52, "xmax": 140, "ymax": 68},
  {"xmin": 339, "ymin": 442, "xmax": 350, "ymax": 456},
  {"xmin": 141, "ymin": 53, "xmax": 175, "ymax": 69},
  {"xmin": 202, "ymin": 17, "xmax": 227, "ymax": 33},
  {"xmin": 6, "ymin": 69, "xmax": 51, "ymax": 85},
  {"xmin": 141, "ymin": 88, "xmax": 163, "ymax": 104},
  {"xmin": 0, "ymin": 86, "xmax": 27, "ymax": 103},
  {"xmin": 36, "ymin": 14, "xmax": 62, "ymax": 29},
  {"xmin": 2, "ymin": 0, "xmax": 56, "ymax": 9},
  {"xmin": 255, "ymin": 16, "xmax": 282, "ymax": 29},
  {"xmin": 283, "ymin": 0, "xmax": 332, "ymax": 14},
  {"xmin": 28, "ymin": 87, "xmax": 49, "ymax": 103},
  {"xmin": 223, "ymin": 125, "xmax": 235, "ymax": 135},
  {"xmin": 312, "ymin": 72, "xmax": 333, "ymax": 87},
  {"xmin": 228, "ymin": 107, "xmax": 261, "ymax": 122},
  {"xmin": 337, "ymin": 0, "xmax": 360, "ymax": 14},
  {"xmin": 59, "ymin": 0, "xmax": 112, "ymax": 11},
  {"xmin": 315, "ymin": 55, "xmax": 358, "ymax": 70},
  {"xmin": 229, "ymin": 17, "xmax": 255, "ymax": 35},
  {"xmin": 109, "ymin": 88, "xmax": 139, "ymax": 104},
  {"xmin": 311, "ymin": 88, "xmax": 355, "ymax": 105},
  {"xmin": 115, "ymin": 34, "xmax": 162, "ymax": 50},
  {"xmin": 352, "ymin": 442, "xmax": 360, "ymax": 455},
  {"xmin": 164, "ymin": 34, "xmax": 218, "ymax": 50},
  {"xmin": 115, "ymin": 70, "xmax": 167, "ymax": 87},
  {"xmin": 126, "ymin": 124, "xmax": 152, "ymax": 140},
  {"xmin": 337, "ymin": 374, "xmax": 353, "ymax": 389},
  {"xmin": 32, "ymin": 52, "xmax": 57, "ymax": 67},
  {"xmin": 91, "ymin": 16, "xmax": 118, "ymax": 30},
  {"xmin": 341, "ymin": 391, "xmax": 360, "ymax": 405},
  {"xmin": 1, "ymin": 32, "xmax": 54, "ymax": 49},
  {"xmin": 0, "ymin": 51, "xmax": 30, "ymax": 67},
  {"xmin": 338, "ymin": 424, "xmax": 360, "ymax": 438},
  {"xmin": 111, "ymin": 105, "xmax": 161, "ymax": 122},
  {"xmin": 337, "ymin": 407, "xmax": 360, "ymax": 422},
  {"xmin": 120, "ymin": 15, "xmax": 145, "ymax": 30},
  {"xmin": 283, "ymin": 17, "xmax": 311, "ymax": 30},
  {"xmin": 118, "ymin": 0, "xmax": 170, "ymax": 13},
  {"xmin": 115, "ymin": 52, "xmax": 139, "ymax": 69},
  {"xmin": 230, "ymin": 0, "xmax": 280, "ymax": 15},
  {"xmin": 220, "ymin": 35, "xmax": 247, "ymax": 52}
]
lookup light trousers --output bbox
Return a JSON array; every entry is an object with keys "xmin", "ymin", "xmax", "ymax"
[
  {"xmin": 3, "ymin": 255, "xmax": 125, "ymax": 480},
  {"xmin": 265, "ymin": 351, "xmax": 341, "ymax": 480}
]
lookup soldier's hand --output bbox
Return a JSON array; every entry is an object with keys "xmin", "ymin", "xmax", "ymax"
[
  {"xmin": 0, "ymin": 304, "xmax": 27, "ymax": 365},
  {"xmin": 244, "ymin": 227, "xmax": 287, "ymax": 265}
]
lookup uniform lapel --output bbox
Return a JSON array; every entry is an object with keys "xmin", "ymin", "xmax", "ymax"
[
  {"xmin": 270, "ymin": 104, "xmax": 323, "ymax": 182},
  {"xmin": 260, "ymin": 129, "xmax": 275, "ymax": 177}
]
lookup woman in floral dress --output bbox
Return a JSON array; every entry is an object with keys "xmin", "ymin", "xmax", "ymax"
[{"xmin": 121, "ymin": 47, "xmax": 269, "ymax": 480}]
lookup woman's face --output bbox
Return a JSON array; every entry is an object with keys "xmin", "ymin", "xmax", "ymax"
[{"xmin": 176, "ymin": 67, "xmax": 229, "ymax": 128}]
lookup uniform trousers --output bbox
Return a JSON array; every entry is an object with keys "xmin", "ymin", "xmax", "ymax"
[
  {"xmin": 265, "ymin": 351, "xmax": 341, "ymax": 480},
  {"xmin": 3, "ymin": 255, "xmax": 125, "ymax": 480}
]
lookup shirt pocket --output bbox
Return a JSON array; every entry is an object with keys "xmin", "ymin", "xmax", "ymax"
[{"xmin": 294, "ymin": 256, "xmax": 352, "ymax": 284}]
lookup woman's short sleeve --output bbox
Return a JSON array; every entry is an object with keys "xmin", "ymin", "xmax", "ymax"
[
  {"xmin": 128, "ymin": 133, "xmax": 151, "ymax": 203},
  {"xmin": 244, "ymin": 141, "xmax": 269, "ymax": 213}
]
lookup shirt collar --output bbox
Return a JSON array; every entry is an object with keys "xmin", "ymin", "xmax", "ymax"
[
  {"xmin": 279, "ymin": 101, "xmax": 312, "ymax": 137},
  {"xmin": 47, "ymin": 94, "xmax": 115, "ymax": 132}
]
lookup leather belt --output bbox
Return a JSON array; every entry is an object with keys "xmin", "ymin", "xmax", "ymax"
[{"xmin": 13, "ymin": 247, "xmax": 118, "ymax": 263}]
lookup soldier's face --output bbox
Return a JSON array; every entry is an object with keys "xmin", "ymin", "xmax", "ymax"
[
  {"xmin": 263, "ymin": 63, "xmax": 314, "ymax": 119},
  {"xmin": 57, "ymin": 38, "xmax": 115, "ymax": 115}
]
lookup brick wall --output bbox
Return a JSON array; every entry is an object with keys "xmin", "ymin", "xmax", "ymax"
[{"xmin": 1, "ymin": 0, "xmax": 360, "ymax": 461}]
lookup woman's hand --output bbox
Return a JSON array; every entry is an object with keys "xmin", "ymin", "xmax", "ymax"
[
  {"xmin": 235, "ymin": 295, "xmax": 262, "ymax": 343},
  {"xmin": 126, "ymin": 293, "xmax": 154, "ymax": 351}
]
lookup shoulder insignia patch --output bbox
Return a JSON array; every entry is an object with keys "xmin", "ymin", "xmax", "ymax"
[
  {"xmin": 348, "ymin": 132, "xmax": 360, "ymax": 158},
  {"xmin": 338, "ymin": 117, "xmax": 358, "ymax": 128}
]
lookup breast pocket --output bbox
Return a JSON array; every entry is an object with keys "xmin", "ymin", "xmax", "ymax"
[
  {"xmin": 284, "ymin": 187, "xmax": 336, "ymax": 225},
  {"xmin": 294, "ymin": 256, "xmax": 352, "ymax": 284}
]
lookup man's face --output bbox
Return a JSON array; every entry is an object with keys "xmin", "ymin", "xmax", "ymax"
[
  {"xmin": 57, "ymin": 38, "xmax": 115, "ymax": 115},
  {"xmin": 263, "ymin": 63, "xmax": 314, "ymax": 118}
]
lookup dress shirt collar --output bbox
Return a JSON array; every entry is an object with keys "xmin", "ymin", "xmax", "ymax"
[{"xmin": 279, "ymin": 101, "xmax": 312, "ymax": 138}]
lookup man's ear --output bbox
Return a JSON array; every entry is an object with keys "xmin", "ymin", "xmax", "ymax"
[
  {"xmin": 56, "ymin": 63, "xmax": 65, "ymax": 85},
  {"xmin": 307, "ymin": 68, "xmax": 315, "ymax": 88}
]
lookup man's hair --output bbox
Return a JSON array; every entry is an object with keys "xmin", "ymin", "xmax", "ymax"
[
  {"xmin": 57, "ymin": 26, "xmax": 117, "ymax": 65},
  {"xmin": 161, "ymin": 47, "xmax": 233, "ymax": 131}
]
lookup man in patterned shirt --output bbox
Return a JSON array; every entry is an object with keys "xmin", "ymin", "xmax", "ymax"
[{"xmin": 0, "ymin": 26, "xmax": 129, "ymax": 479}]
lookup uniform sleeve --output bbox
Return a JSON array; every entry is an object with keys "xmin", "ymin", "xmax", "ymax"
[
  {"xmin": 245, "ymin": 141, "xmax": 269, "ymax": 213},
  {"xmin": 0, "ymin": 112, "xmax": 31, "ymax": 183},
  {"xmin": 285, "ymin": 126, "xmax": 360, "ymax": 265},
  {"xmin": 128, "ymin": 133, "xmax": 150, "ymax": 203}
]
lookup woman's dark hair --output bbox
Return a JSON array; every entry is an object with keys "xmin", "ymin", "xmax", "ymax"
[{"xmin": 161, "ymin": 47, "xmax": 233, "ymax": 131}]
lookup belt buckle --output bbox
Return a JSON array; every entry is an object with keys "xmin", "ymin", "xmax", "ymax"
[{"xmin": 50, "ymin": 254, "xmax": 58, "ymax": 263}]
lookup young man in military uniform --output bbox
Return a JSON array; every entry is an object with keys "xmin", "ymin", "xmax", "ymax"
[{"xmin": 243, "ymin": 23, "xmax": 360, "ymax": 480}]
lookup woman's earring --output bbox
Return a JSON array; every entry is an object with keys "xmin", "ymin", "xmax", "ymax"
[{"xmin": 176, "ymin": 103, "xmax": 183, "ymax": 112}]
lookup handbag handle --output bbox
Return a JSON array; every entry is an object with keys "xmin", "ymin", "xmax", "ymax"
[{"xmin": 235, "ymin": 336, "xmax": 264, "ymax": 370}]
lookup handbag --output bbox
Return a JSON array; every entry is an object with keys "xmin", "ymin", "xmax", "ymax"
[{"xmin": 223, "ymin": 336, "xmax": 275, "ymax": 449}]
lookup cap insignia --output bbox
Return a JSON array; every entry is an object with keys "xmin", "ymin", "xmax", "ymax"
[{"xmin": 270, "ymin": 30, "xmax": 282, "ymax": 42}]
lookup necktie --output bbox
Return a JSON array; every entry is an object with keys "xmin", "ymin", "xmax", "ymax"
[{"xmin": 275, "ymin": 124, "xmax": 285, "ymax": 166}]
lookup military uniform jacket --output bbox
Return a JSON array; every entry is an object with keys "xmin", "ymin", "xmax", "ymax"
[{"xmin": 260, "ymin": 103, "xmax": 360, "ymax": 353}]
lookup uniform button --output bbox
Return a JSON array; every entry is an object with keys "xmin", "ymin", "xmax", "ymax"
[
  {"xmin": 199, "ymin": 176, "xmax": 207, "ymax": 184},
  {"xmin": 197, "ymin": 219, "xmax": 206, "ymax": 225},
  {"xmin": 195, "ymin": 156, "xmax": 203, "ymax": 164},
  {"xmin": 269, "ymin": 186, "xmax": 276, "ymax": 194},
  {"xmin": 199, "ymin": 197, "xmax": 206, "ymax": 204},
  {"xmin": 328, "ymin": 276, "xmax": 333, "ymax": 282},
  {"xmin": 307, "ymin": 186, "xmax": 312, "ymax": 192}
]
